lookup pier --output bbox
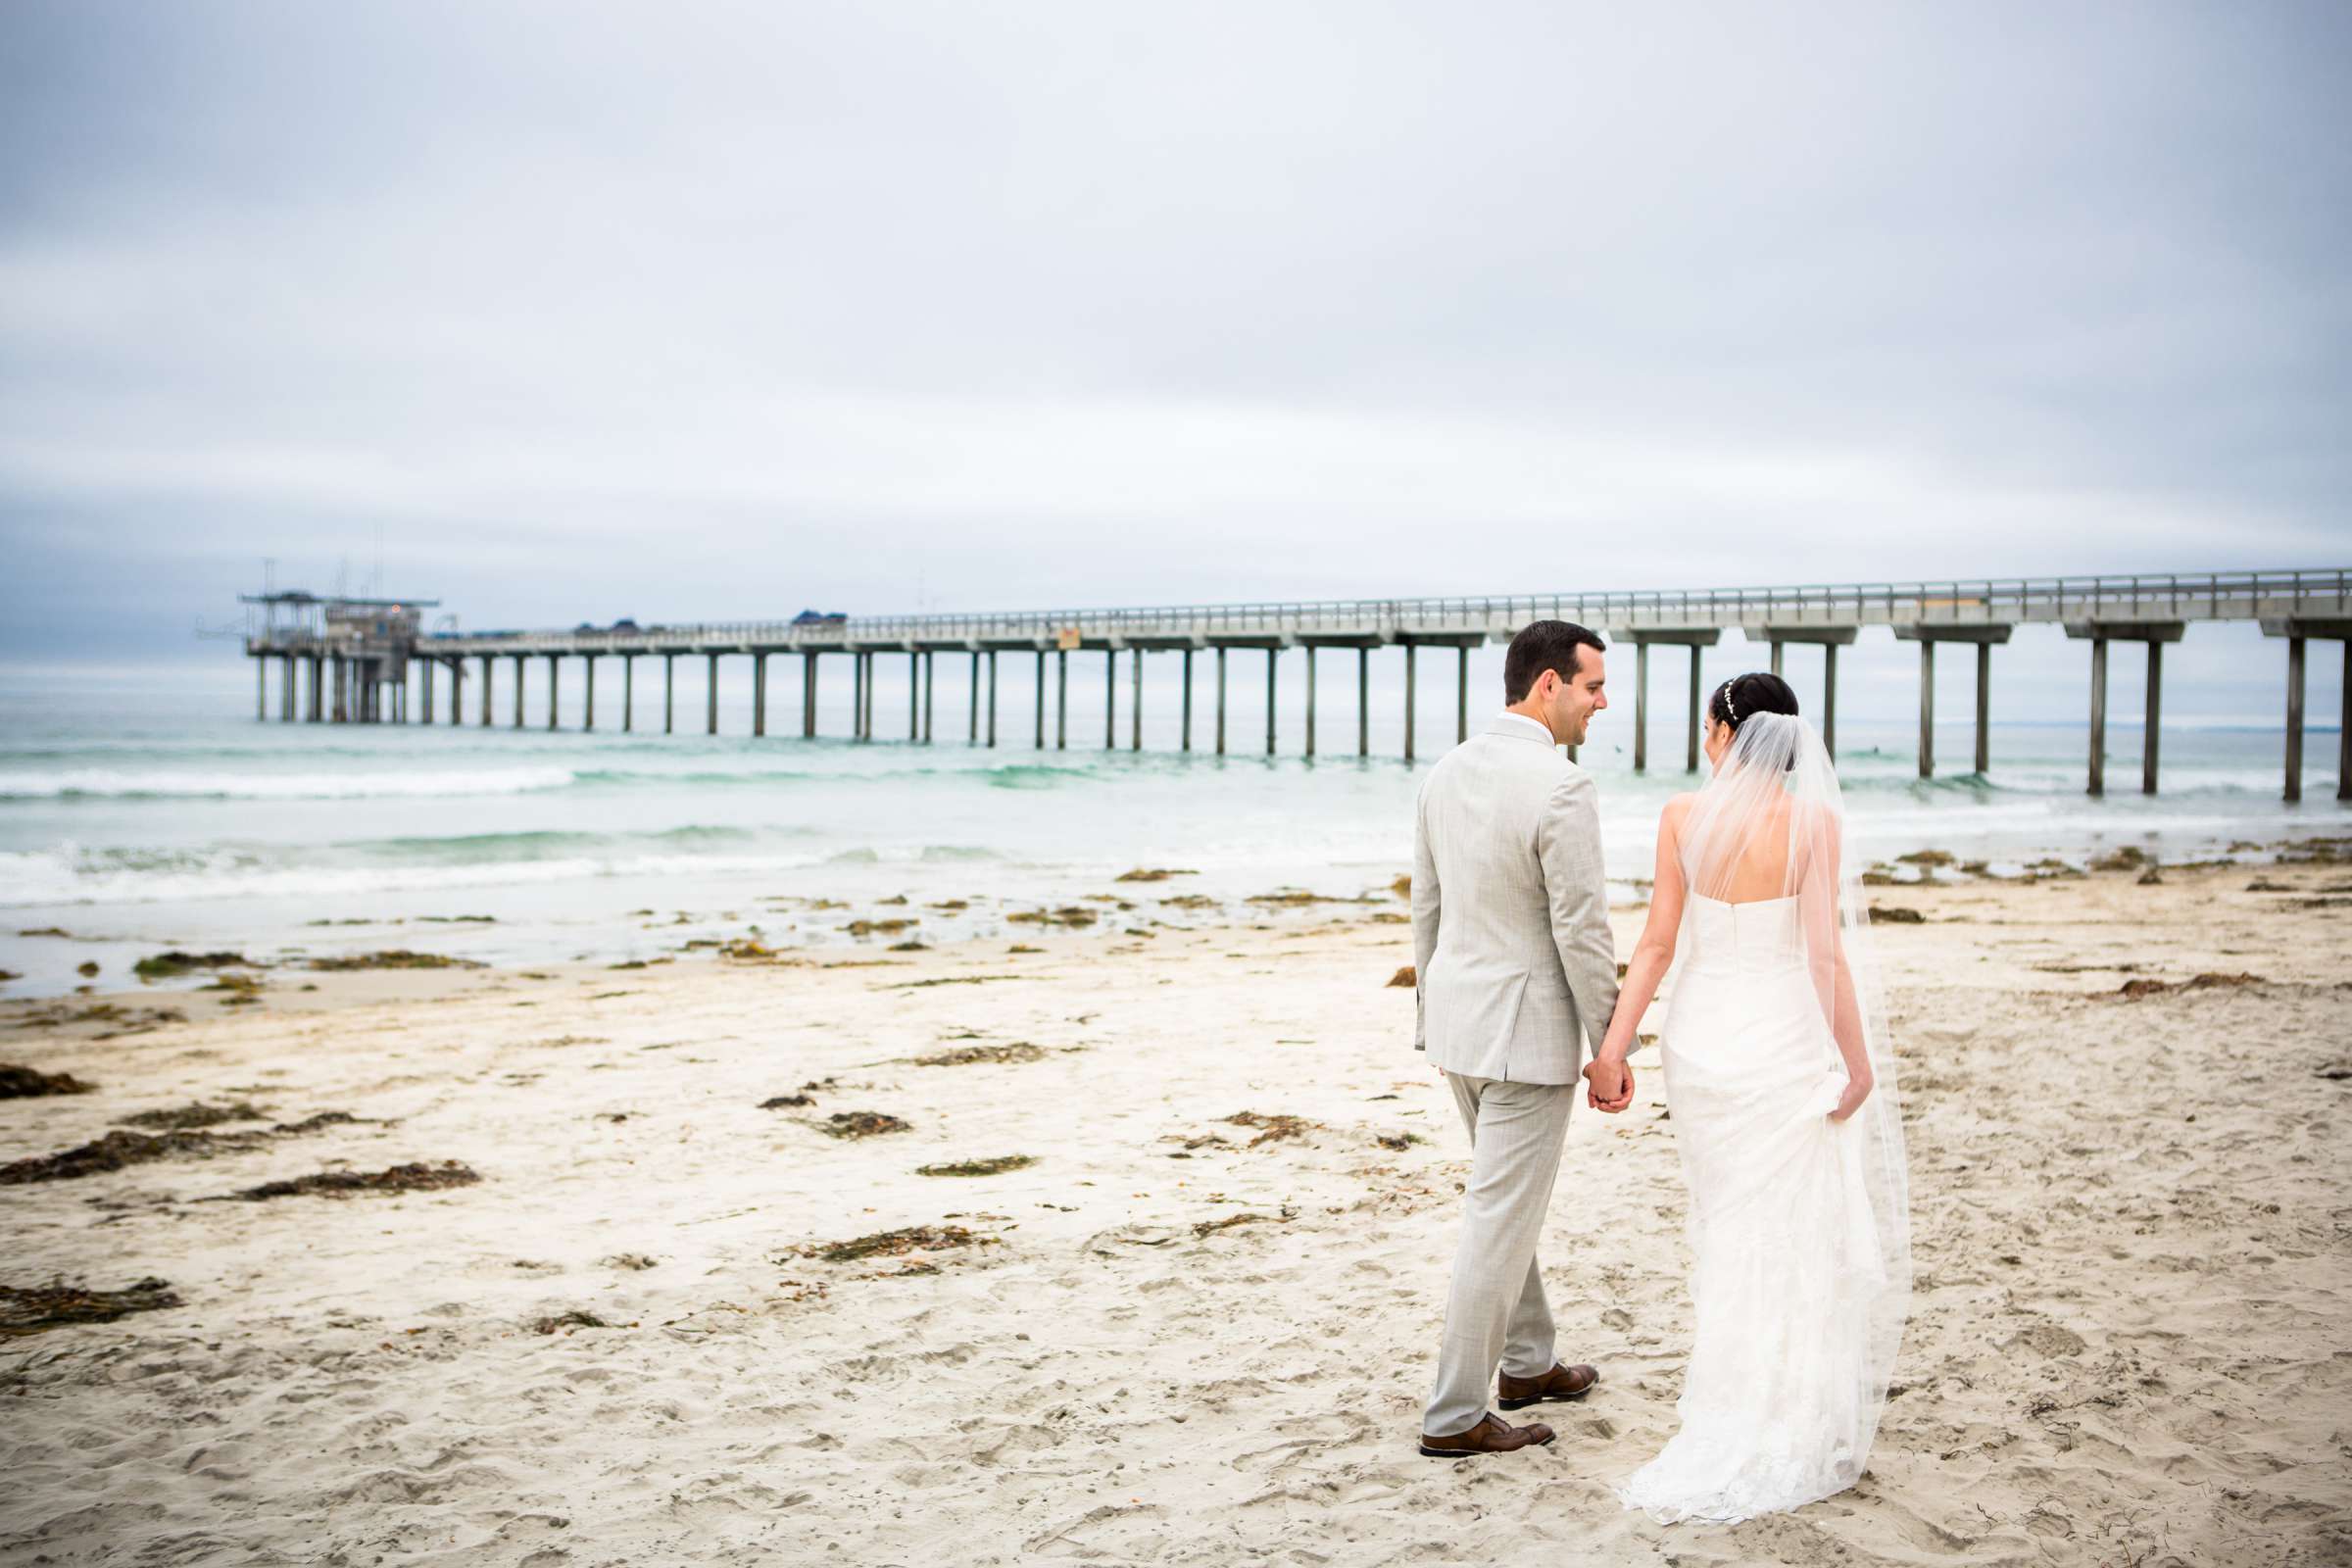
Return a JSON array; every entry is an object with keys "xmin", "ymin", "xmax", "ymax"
[{"xmin": 243, "ymin": 569, "xmax": 2352, "ymax": 801}]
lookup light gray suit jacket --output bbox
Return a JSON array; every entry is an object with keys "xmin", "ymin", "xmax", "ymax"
[{"xmin": 1411, "ymin": 712, "xmax": 1621, "ymax": 1085}]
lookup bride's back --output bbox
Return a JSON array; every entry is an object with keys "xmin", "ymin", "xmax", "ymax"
[{"xmin": 1683, "ymin": 793, "xmax": 1802, "ymax": 905}]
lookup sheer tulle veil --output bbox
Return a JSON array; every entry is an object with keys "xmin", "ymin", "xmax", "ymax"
[{"xmin": 1674, "ymin": 710, "xmax": 1914, "ymax": 1468}]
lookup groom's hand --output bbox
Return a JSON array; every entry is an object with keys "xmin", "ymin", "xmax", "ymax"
[{"xmin": 1583, "ymin": 1054, "xmax": 1634, "ymax": 1113}]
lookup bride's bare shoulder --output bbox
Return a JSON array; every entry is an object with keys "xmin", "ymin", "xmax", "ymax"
[{"xmin": 1660, "ymin": 793, "xmax": 1698, "ymax": 829}]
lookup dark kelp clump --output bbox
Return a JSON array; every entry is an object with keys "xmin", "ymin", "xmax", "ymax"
[
  {"xmin": 117, "ymin": 1101, "xmax": 270, "ymax": 1130},
  {"xmin": 916, "ymin": 1154, "xmax": 1036, "ymax": 1177},
  {"xmin": 1386, "ymin": 965, "xmax": 1416, "ymax": 988},
  {"xmin": 0, "ymin": 1063, "xmax": 97, "ymax": 1099},
  {"xmin": 817, "ymin": 1111, "xmax": 911, "ymax": 1139},
  {"xmin": 132, "ymin": 951, "xmax": 256, "ymax": 981},
  {"xmin": 803, "ymin": 1224, "xmax": 991, "ymax": 1263},
  {"xmin": 226, "ymin": 1159, "xmax": 480, "ymax": 1200},
  {"xmin": 0, "ymin": 1276, "xmax": 182, "ymax": 1338},
  {"xmin": 533, "ymin": 1309, "xmax": 612, "ymax": 1334},
  {"xmin": 1222, "ymin": 1111, "xmax": 1318, "ymax": 1147},
  {"xmin": 908, "ymin": 1042, "xmax": 1048, "ymax": 1067},
  {"xmin": 760, "ymin": 1093, "xmax": 816, "ymax": 1108},
  {"xmin": 305, "ymin": 951, "xmax": 483, "ymax": 972},
  {"xmin": 4, "ymin": 1128, "xmax": 246, "ymax": 1185},
  {"xmin": 1, "ymin": 1111, "xmax": 368, "ymax": 1184}
]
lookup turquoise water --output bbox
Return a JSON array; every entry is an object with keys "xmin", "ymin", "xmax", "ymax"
[{"xmin": 0, "ymin": 662, "xmax": 2341, "ymax": 999}]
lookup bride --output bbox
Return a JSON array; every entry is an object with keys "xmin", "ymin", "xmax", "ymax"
[{"xmin": 1581, "ymin": 671, "xmax": 1913, "ymax": 1524}]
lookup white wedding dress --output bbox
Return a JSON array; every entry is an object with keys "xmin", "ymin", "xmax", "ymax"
[{"xmin": 1616, "ymin": 713, "xmax": 1911, "ymax": 1526}]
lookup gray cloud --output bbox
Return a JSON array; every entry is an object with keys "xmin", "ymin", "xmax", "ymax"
[{"xmin": 2, "ymin": 0, "xmax": 2349, "ymax": 670}]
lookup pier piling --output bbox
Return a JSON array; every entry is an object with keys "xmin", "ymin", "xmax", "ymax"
[
  {"xmin": 1403, "ymin": 645, "xmax": 1417, "ymax": 763},
  {"xmin": 1919, "ymin": 640, "xmax": 1935, "ymax": 779},
  {"xmin": 663, "ymin": 654, "xmax": 675, "ymax": 735},
  {"xmin": 986, "ymin": 651, "xmax": 998, "ymax": 747},
  {"xmin": 512, "ymin": 654, "xmax": 524, "ymax": 729},
  {"xmin": 1216, "ymin": 647, "xmax": 1228, "ymax": 756},
  {"xmin": 1035, "ymin": 651, "xmax": 1047, "ymax": 750},
  {"xmin": 1057, "ymin": 650, "xmax": 1068, "ymax": 749},
  {"xmin": 621, "ymin": 654, "xmax": 632, "ymax": 732},
  {"xmin": 1180, "ymin": 649, "xmax": 1192, "ymax": 752},
  {"xmin": 753, "ymin": 653, "xmax": 767, "ymax": 738},
  {"xmin": 1265, "ymin": 649, "xmax": 1278, "ymax": 757},
  {"xmin": 1358, "ymin": 649, "xmax": 1370, "ymax": 758},
  {"xmin": 1457, "ymin": 647, "xmax": 1469, "ymax": 744},
  {"xmin": 2088, "ymin": 637, "xmax": 2108, "ymax": 798},
  {"xmin": 968, "ymin": 652, "xmax": 980, "ymax": 744},
  {"xmin": 1305, "ymin": 647, "xmax": 1317, "ymax": 759},
  {"xmin": 706, "ymin": 653, "xmax": 719, "ymax": 736},
  {"xmin": 1133, "ymin": 649, "xmax": 1144, "ymax": 752}
]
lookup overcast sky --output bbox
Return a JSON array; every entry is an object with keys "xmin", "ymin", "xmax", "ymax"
[{"xmin": 2, "ymin": 0, "xmax": 2348, "ymax": 669}]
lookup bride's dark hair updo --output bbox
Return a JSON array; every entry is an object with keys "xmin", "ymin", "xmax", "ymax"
[{"xmin": 1708, "ymin": 671, "xmax": 1799, "ymax": 732}]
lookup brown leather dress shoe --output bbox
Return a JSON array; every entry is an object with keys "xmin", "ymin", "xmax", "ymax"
[
  {"xmin": 1496, "ymin": 1361, "xmax": 1599, "ymax": 1409},
  {"xmin": 1417, "ymin": 1411, "xmax": 1556, "ymax": 1458}
]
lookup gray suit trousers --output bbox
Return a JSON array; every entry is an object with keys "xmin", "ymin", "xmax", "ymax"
[{"xmin": 1424, "ymin": 1070, "xmax": 1577, "ymax": 1437}]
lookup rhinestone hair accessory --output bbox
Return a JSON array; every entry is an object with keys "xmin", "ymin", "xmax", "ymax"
[{"xmin": 1723, "ymin": 680, "xmax": 1740, "ymax": 724}]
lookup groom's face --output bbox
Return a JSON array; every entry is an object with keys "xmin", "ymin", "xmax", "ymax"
[{"xmin": 1546, "ymin": 649, "xmax": 1607, "ymax": 746}]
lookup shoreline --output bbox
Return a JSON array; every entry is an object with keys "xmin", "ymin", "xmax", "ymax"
[{"xmin": 4, "ymin": 829, "xmax": 2345, "ymax": 1006}]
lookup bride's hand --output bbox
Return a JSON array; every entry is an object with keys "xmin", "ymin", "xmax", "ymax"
[{"xmin": 1828, "ymin": 1070, "xmax": 1873, "ymax": 1123}]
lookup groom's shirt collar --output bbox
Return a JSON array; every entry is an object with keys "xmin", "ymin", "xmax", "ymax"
[{"xmin": 1491, "ymin": 710, "xmax": 1557, "ymax": 747}]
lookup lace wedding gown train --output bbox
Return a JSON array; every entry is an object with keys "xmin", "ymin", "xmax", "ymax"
[{"xmin": 1615, "ymin": 891, "xmax": 1890, "ymax": 1525}]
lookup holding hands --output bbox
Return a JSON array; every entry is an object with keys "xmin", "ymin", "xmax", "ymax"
[{"xmin": 1584, "ymin": 1052, "xmax": 1634, "ymax": 1113}]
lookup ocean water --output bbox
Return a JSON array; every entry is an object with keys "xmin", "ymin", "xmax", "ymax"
[{"xmin": 0, "ymin": 662, "xmax": 2342, "ymax": 999}]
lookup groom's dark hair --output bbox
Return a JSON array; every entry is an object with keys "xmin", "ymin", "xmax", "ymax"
[{"xmin": 1503, "ymin": 621, "xmax": 1606, "ymax": 703}]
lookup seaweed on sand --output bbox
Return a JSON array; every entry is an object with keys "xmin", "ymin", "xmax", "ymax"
[
  {"xmin": 1193, "ymin": 1204, "xmax": 1298, "ymax": 1239},
  {"xmin": 117, "ymin": 1101, "xmax": 270, "ymax": 1130},
  {"xmin": 533, "ymin": 1309, "xmax": 615, "ymax": 1333},
  {"xmin": 0, "ymin": 1276, "xmax": 182, "ymax": 1338},
  {"xmin": 1005, "ymin": 906, "xmax": 1097, "ymax": 928},
  {"xmin": 2117, "ymin": 972, "xmax": 2265, "ymax": 1000},
  {"xmin": 1221, "ymin": 1111, "xmax": 1319, "ymax": 1147},
  {"xmin": 4, "ymin": 1128, "xmax": 251, "ymax": 1185},
  {"xmin": 1, "ymin": 1111, "xmax": 368, "ymax": 1184},
  {"xmin": 0, "ymin": 1063, "xmax": 97, "ymax": 1099},
  {"xmin": 223, "ymin": 1159, "xmax": 480, "ymax": 1200},
  {"xmin": 916, "ymin": 1154, "xmax": 1036, "ymax": 1177},
  {"xmin": 1386, "ymin": 966, "xmax": 1416, "ymax": 988},
  {"xmin": 305, "ymin": 951, "xmax": 484, "ymax": 972},
  {"xmin": 760, "ymin": 1093, "xmax": 816, "ymax": 1108},
  {"xmin": 907, "ymin": 1042, "xmax": 1048, "ymax": 1067},
  {"xmin": 1114, "ymin": 868, "xmax": 1199, "ymax": 883},
  {"xmin": 816, "ymin": 1110, "xmax": 911, "ymax": 1139},
  {"xmin": 798, "ymin": 1224, "xmax": 994, "ymax": 1263},
  {"xmin": 132, "ymin": 951, "xmax": 257, "ymax": 981}
]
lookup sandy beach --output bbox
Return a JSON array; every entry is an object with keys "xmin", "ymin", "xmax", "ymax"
[{"xmin": 3, "ymin": 854, "xmax": 2349, "ymax": 1567}]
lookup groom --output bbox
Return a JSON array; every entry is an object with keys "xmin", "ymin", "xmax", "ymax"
[{"xmin": 1411, "ymin": 619, "xmax": 1632, "ymax": 1458}]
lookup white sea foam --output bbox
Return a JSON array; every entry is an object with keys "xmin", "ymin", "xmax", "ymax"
[{"xmin": 0, "ymin": 767, "xmax": 579, "ymax": 801}]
